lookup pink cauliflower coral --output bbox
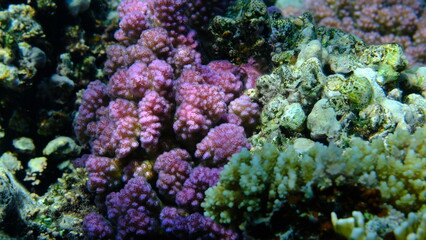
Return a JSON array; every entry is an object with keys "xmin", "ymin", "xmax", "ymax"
[
  {"xmin": 138, "ymin": 91, "xmax": 173, "ymax": 153},
  {"xmin": 228, "ymin": 94, "xmax": 260, "ymax": 130},
  {"xmin": 154, "ymin": 149, "xmax": 193, "ymax": 199},
  {"xmin": 77, "ymin": 0, "xmax": 259, "ymax": 238},
  {"xmin": 86, "ymin": 155, "xmax": 121, "ymax": 194},
  {"xmin": 175, "ymin": 166, "xmax": 222, "ymax": 211},
  {"xmin": 107, "ymin": 60, "xmax": 174, "ymax": 101},
  {"xmin": 174, "ymin": 83, "xmax": 227, "ymax": 144},
  {"xmin": 195, "ymin": 123, "xmax": 250, "ymax": 166}
]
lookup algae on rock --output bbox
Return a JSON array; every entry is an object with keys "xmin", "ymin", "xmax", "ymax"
[
  {"xmin": 251, "ymin": 14, "xmax": 425, "ymax": 147},
  {"xmin": 0, "ymin": 4, "xmax": 46, "ymax": 91}
]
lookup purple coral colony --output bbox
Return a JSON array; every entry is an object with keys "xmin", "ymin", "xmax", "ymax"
[
  {"xmin": 75, "ymin": 0, "xmax": 258, "ymax": 238},
  {"xmin": 0, "ymin": 0, "xmax": 425, "ymax": 239}
]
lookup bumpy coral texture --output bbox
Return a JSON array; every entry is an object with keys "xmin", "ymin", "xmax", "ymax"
[
  {"xmin": 203, "ymin": 126, "xmax": 426, "ymax": 230},
  {"xmin": 138, "ymin": 90, "xmax": 172, "ymax": 152},
  {"xmin": 228, "ymin": 94, "xmax": 260, "ymax": 130},
  {"xmin": 77, "ymin": 0, "xmax": 255, "ymax": 239},
  {"xmin": 82, "ymin": 212, "xmax": 114, "ymax": 240},
  {"xmin": 106, "ymin": 177, "xmax": 161, "ymax": 239},
  {"xmin": 176, "ymin": 166, "xmax": 222, "ymax": 211},
  {"xmin": 75, "ymin": 1, "xmax": 256, "ymax": 156},
  {"xmin": 85, "ymin": 99, "xmax": 139, "ymax": 158},
  {"xmin": 153, "ymin": 148, "xmax": 192, "ymax": 199},
  {"xmin": 147, "ymin": 0, "xmax": 189, "ymax": 45},
  {"xmin": 74, "ymin": 80, "xmax": 109, "ymax": 144},
  {"xmin": 107, "ymin": 59, "xmax": 174, "ymax": 100},
  {"xmin": 195, "ymin": 123, "xmax": 250, "ymax": 166},
  {"xmin": 174, "ymin": 83, "xmax": 227, "ymax": 144},
  {"xmin": 114, "ymin": 0, "xmax": 153, "ymax": 42},
  {"xmin": 201, "ymin": 60, "xmax": 243, "ymax": 102},
  {"xmin": 108, "ymin": 99, "xmax": 140, "ymax": 157},
  {"xmin": 85, "ymin": 155, "xmax": 121, "ymax": 194},
  {"xmin": 160, "ymin": 206, "xmax": 238, "ymax": 240},
  {"xmin": 282, "ymin": 0, "xmax": 426, "ymax": 66}
]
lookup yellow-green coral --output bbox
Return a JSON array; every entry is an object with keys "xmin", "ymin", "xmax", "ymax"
[
  {"xmin": 203, "ymin": 126, "xmax": 426, "ymax": 230},
  {"xmin": 332, "ymin": 209, "xmax": 426, "ymax": 240},
  {"xmin": 401, "ymin": 66, "xmax": 426, "ymax": 97}
]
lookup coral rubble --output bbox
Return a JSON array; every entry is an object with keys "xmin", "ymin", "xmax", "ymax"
[{"xmin": 252, "ymin": 13, "xmax": 426, "ymax": 148}]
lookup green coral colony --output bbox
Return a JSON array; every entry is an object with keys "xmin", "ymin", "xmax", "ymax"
[{"xmin": 203, "ymin": 126, "xmax": 426, "ymax": 239}]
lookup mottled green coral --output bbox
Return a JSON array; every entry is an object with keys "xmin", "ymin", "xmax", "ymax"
[
  {"xmin": 326, "ymin": 74, "xmax": 374, "ymax": 111},
  {"xmin": 203, "ymin": 126, "xmax": 426, "ymax": 231},
  {"xmin": 356, "ymin": 43, "xmax": 408, "ymax": 86}
]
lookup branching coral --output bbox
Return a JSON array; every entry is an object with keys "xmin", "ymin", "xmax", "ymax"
[
  {"xmin": 203, "ymin": 126, "xmax": 426, "ymax": 237},
  {"xmin": 77, "ymin": 1, "xmax": 260, "ymax": 238},
  {"xmin": 75, "ymin": 0, "xmax": 426, "ymax": 239}
]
